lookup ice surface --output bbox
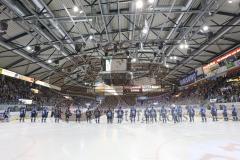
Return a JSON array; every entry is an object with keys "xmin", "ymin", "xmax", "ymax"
[{"xmin": 0, "ymin": 118, "xmax": 240, "ymax": 160}]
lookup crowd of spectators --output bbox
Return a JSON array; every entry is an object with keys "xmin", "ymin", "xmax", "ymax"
[
  {"xmin": 0, "ymin": 75, "xmax": 64, "ymax": 106},
  {"xmin": 164, "ymin": 76, "xmax": 240, "ymax": 105}
]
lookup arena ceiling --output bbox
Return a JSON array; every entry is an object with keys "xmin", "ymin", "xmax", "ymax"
[{"xmin": 0, "ymin": 0, "xmax": 239, "ymax": 89}]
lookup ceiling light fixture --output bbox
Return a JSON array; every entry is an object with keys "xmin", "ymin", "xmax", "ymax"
[
  {"xmin": 131, "ymin": 58, "xmax": 137, "ymax": 63},
  {"xmin": 26, "ymin": 46, "xmax": 32, "ymax": 51},
  {"xmin": 136, "ymin": 0, "xmax": 143, "ymax": 9},
  {"xmin": 142, "ymin": 27, "xmax": 148, "ymax": 34},
  {"xmin": 47, "ymin": 59, "xmax": 53, "ymax": 64},
  {"xmin": 202, "ymin": 25, "xmax": 209, "ymax": 31},
  {"xmin": 179, "ymin": 40, "xmax": 189, "ymax": 50},
  {"xmin": 228, "ymin": 0, "xmax": 233, "ymax": 3},
  {"xmin": 73, "ymin": 6, "xmax": 79, "ymax": 12},
  {"xmin": 148, "ymin": 0, "xmax": 155, "ymax": 4},
  {"xmin": 89, "ymin": 35, "xmax": 93, "ymax": 40}
]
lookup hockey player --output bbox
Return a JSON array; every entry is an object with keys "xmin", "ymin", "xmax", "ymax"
[
  {"xmin": 106, "ymin": 108, "xmax": 113, "ymax": 124},
  {"xmin": 86, "ymin": 108, "xmax": 92, "ymax": 123},
  {"xmin": 150, "ymin": 106, "xmax": 157, "ymax": 123},
  {"xmin": 144, "ymin": 107, "xmax": 150, "ymax": 123},
  {"xmin": 41, "ymin": 107, "xmax": 48, "ymax": 123},
  {"xmin": 94, "ymin": 108, "xmax": 101, "ymax": 123},
  {"xmin": 222, "ymin": 105, "xmax": 228, "ymax": 121},
  {"xmin": 19, "ymin": 106, "xmax": 26, "ymax": 122},
  {"xmin": 65, "ymin": 107, "xmax": 72, "ymax": 123},
  {"xmin": 75, "ymin": 107, "xmax": 81, "ymax": 123},
  {"xmin": 54, "ymin": 107, "xmax": 61, "ymax": 123},
  {"xmin": 124, "ymin": 110, "xmax": 128, "ymax": 122},
  {"xmin": 31, "ymin": 107, "xmax": 37, "ymax": 123},
  {"xmin": 187, "ymin": 106, "xmax": 195, "ymax": 122},
  {"xmin": 172, "ymin": 106, "xmax": 178, "ymax": 123},
  {"xmin": 3, "ymin": 109, "xmax": 9, "ymax": 122},
  {"xmin": 137, "ymin": 110, "xmax": 141, "ymax": 122},
  {"xmin": 211, "ymin": 104, "xmax": 218, "ymax": 121},
  {"xmin": 116, "ymin": 107, "xmax": 124, "ymax": 123},
  {"xmin": 160, "ymin": 106, "xmax": 167, "ymax": 123},
  {"xmin": 232, "ymin": 105, "xmax": 238, "ymax": 121},
  {"xmin": 130, "ymin": 106, "xmax": 137, "ymax": 123},
  {"xmin": 200, "ymin": 105, "xmax": 207, "ymax": 122},
  {"xmin": 177, "ymin": 106, "xmax": 183, "ymax": 122}
]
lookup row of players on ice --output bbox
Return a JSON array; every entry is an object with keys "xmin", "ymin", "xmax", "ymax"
[{"xmin": 2, "ymin": 104, "xmax": 239, "ymax": 123}]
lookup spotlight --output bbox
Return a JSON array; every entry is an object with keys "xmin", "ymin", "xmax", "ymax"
[
  {"xmin": 165, "ymin": 64, "xmax": 169, "ymax": 68},
  {"xmin": 148, "ymin": 0, "xmax": 155, "ymax": 4},
  {"xmin": 179, "ymin": 43, "xmax": 185, "ymax": 49},
  {"xmin": 228, "ymin": 0, "xmax": 233, "ymax": 3},
  {"xmin": 47, "ymin": 59, "xmax": 52, "ymax": 64},
  {"xmin": 179, "ymin": 42, "xmax": 189, "ymax": 49},
  {"xmin": 202, "ymin": 25, "xmax": 209, "ymax": 31},
  {"xmin": 73, "ymin": 6, "xmax": 79, "ymax": 12},
  {"xmin": 89, "ymin": 35, "xmax": 93, "ymax": 40},
  {"xmin": 142, "ymin": 27, "xmax": 148, "ymax": 34},
  {"xmin": 136, "ymin": 0, "xmax": 143, "ymax": 9},
  {"xmin": 26, "ymin": 46, "xmax": 32, "ymax": 51},
  {"xmin": 79, "ymin": 10, "xmax": 84, "ymax": 14},
  {"xmin": 131, "ymin": 58, "xmax": 137, "ymax": 63},
  {"xmin": 170, "ymin": 56, "xmax": 177, "ymax": 60}
]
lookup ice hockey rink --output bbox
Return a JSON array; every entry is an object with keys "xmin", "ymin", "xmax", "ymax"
[{"xmin": 1, "ymin": 118, "xmax": 240, "ymax": 160}]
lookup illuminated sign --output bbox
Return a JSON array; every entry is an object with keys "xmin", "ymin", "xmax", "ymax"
[
  {"xmin": 203, "ymin": 47, "xmax": 240, "ymax": 69},
  {"xmin": 180, "ymin": 72, "xmax": 197, "ymax": 86},
  {"xmin": 0, "ymin": 68, "xmax": 61, "ymax": 91}
]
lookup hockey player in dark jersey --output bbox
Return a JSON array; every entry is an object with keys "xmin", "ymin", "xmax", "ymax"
[
  {"xmin": 3, "ymin": 109, "xmax": 9, "ymax": 122},
  {"xmin": 116, "ymin": 107, "xmax": 124, "ymax": 123},
  {"xmin": 31, "ymin": 107, "xmax": 37, "ymax": 123},
  {"xmin": 144, "ymin": 107, "xmax": 150, "ymax": 123},
  {"xmin": 106, "ymin": 108, "xmax": 113, "ymax": 124},
  {"xmin": 160, "ymin": 106, "xmax": 167, "ymax": 123},
  {"xmin": 231, "ymin": 105, "xmax": 238, "ymax": 121},
  {"xmin": 187, "ymin": 106, "xmax": 195, "ymax": 122},
  {"xmin": 130, "ymin": 106, "xmax": 137, "ymax": 123},
  {"xmin": 172, "ymin": 106, "xmax": 178, "ymax": 123},
  {"xmin": 150, "ymin": 106, "xmax": 157, "ymax": 123},
  {"xmin": 222, "ymin": 105, "xmax": 228, "ymax": 121},
  {"xmin": 211, "ymin": 104, "xmax": 218, "ymax": 121},
  {"xmin": 41, "ymin": 107, "xmax": 48, "ymax": 123},
  {"xmin": 19, "ymin": 106, "xmax": 26, "ymax": 122},
  {"xmin": 54, "ymin": 107, "xmax": 61, "ymax": 123},
  {"xmin": 75, "ymin": 107, "xmax": 81, "ymax": 123},
  {"xmin": 86, "ymin": 108, "xmax": 92, "ymax": 123},
  {"xmin": 65, "ymin": 107, "xmax": 72, "ymax": 123},
  {"xmin": 177, "ymin": 106, "xmax": 183, "ymax": 122},
  {"xmin": 94, "ymin": 108, "xmax": 101, "ymax": 123},
  {"xmin": 200, "ymin": 105, "xmax": 207, "ymax": 122}
]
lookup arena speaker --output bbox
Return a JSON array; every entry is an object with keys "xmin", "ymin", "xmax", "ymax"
[
  {"xmin": 0, "ymin": 21, "xmax": 8, "ymax": 34},
  {"xmin": 34, "ymin": 46, "xmax": 41, "ymax": 53},
  {"xmin": 75, "ymin": 43, "xmax": 86, "ymax": 52}
]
